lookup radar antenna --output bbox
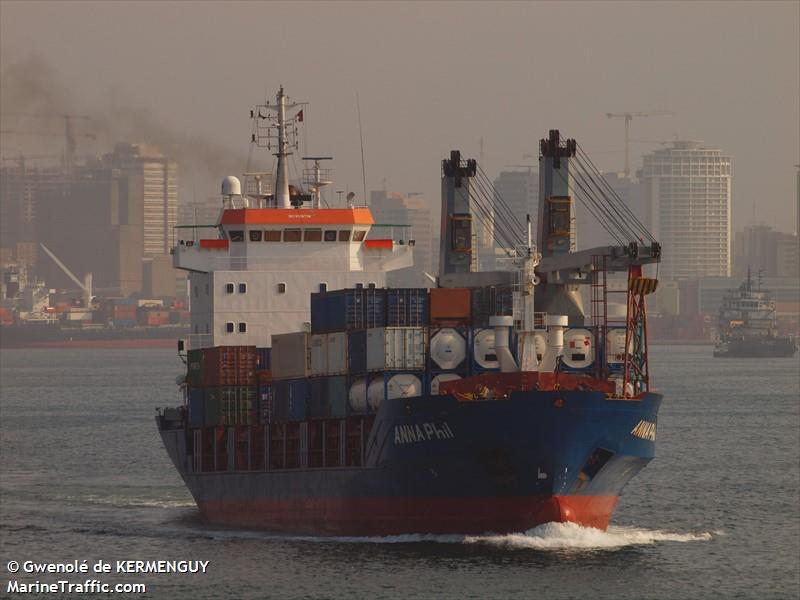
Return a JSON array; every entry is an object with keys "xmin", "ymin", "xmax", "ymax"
[
  {"xmin": 302, "ymin": 157, "xmax": 333, "ymax": 208},
  {"xmin": 250, "ymin": 87, "xmax": 307, "ymax": 208}
]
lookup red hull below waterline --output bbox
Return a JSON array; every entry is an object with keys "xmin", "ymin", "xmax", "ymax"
[{"xmin": 197, "ymin": 495, "xmax": 618, "ymax": 536}]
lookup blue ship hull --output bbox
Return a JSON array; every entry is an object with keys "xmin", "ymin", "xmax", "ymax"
[{"xmin": 159, "ymin": 389, "xmax": 661, "ymax": 535}]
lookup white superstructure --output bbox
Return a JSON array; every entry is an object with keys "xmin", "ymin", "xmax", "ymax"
[{"xmin": 172, "ymin": 89, "xmax": 413, "ymax": 348}]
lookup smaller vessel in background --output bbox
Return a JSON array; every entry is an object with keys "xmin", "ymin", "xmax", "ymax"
[{"xmin": 713, "ymin": 268, "xmax": 797, "ymax": 358}]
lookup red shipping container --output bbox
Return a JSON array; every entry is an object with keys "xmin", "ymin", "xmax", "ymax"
[
  {"xmin": 201, "ymin": 346, "xmax": 258, "ymax": 387},
  {"xmin": 429, "ymin": 288, "xmax": 471, "ymax": 323}
]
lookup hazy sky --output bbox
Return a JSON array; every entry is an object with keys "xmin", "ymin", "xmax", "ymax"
[{"xmin": 1, "ymin": 1, "xmax": 798, "ymax": 233}]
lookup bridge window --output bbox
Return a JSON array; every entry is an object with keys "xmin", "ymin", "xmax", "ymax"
[
  {"xmin": 225, "ymin": 283, "xmax": 234, "ymax": 294},
  {"xmin": 238, "ymin": 322, "xmax": 247, "ymax": 333},
  {"xmin": 226, "ymin": 322, "xmax": 234, "ymax": 333},
  {"xmin": 238, "ymin": 283, "xmax": 247, "ymax": 294},
  {"xmin": 324, "ymin": 230, "xmax": 337, "ymax": 242},
  {"xmin": 304, "ymin": 228, "xmax": 322, "ymax": 242},
  {"xmin": 284, "ymin": 229, "xmax": 302, "ymax": 242},
  {"xmin": 249, "ymin": 230, "xmax": 262, "ymax": 242},
  {"xmin": 353, "ymin": 230, "xmax": 366, "ymax": 242},
  {"xmin": 264, "ymin": 230, "xmax": 281, "ymax": 242},
  {"xmin": 277, "ymin": 282, "xmax": 287, "ymax": 294},
  {"xmin": 338, "ymin": 230, "xmax": 351, "ymax": 242},
  {"xmin": 229, "ymin": 230, "xmax": 245, "ymax": 242}
]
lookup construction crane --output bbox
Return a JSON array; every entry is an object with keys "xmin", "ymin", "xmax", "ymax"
[
  {"xmin": 39, "ymin": 243, "xmax": 93, "ymax": 308},
  {"xmin": 0, "ymin": 113, "xmax": 94, "ymax": 176},
  {"xmin": 605, "ymin": 111, "xmax": 673, "ymax": 178}
]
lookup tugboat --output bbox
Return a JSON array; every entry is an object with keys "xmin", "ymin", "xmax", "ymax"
[
  {"xmin": 713, "ymin": 268, "xmax": 797, "ymax": 358},
  {"xmin": 156, "ymin": 89, "xmax": 664, "ymax": 535}
]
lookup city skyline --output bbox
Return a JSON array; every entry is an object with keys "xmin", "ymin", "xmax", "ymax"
[{"xmin": 1, "ymin": 1, "xmax": 798, "ymax": 235}]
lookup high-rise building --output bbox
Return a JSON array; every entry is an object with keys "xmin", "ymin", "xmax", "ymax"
[
  {"xmin": 733, "ymin": 225, "xmax": 799, "ymax": 279},
  {"xmin": 640, "ymin": 141, "xmax": 732, "ymax": 280},
  {"xmin": 370, "ymin": 190, "xmax": 433, "ymax": 287},
  {"xmin": 107, "ymin": 143, "xmax": 178, "ymax": 257},
  {"xmin": 0, "ymin": 162, "xmax": 62, "ymax": 269}
]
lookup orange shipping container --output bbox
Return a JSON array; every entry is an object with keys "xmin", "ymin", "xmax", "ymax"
[{"xmin": 429, "ymin": 288, "xmax": 471, "ymax": 323}]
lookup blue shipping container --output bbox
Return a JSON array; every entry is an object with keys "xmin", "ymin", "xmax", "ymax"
[
  {"xmin": 274, "ymin": 379, "xmax": 308, "ymax": 421},
  {"xmin": 387, "ymin": 288, "xmax": 429, "ymax": 327},
  {"xmin": 348, "ymin": 330, "xmax": 367, "ymax": 372},
  {"xmin": 188, "ymin": 388, "xmax": 204, "ymax": 428},
  {"xmin": 311, "ymin": 288, "xmax": 386, "ymax": 333},
  {"xmin": 256, "ymin": 347, "xmax": 272, "ymax": 371}
]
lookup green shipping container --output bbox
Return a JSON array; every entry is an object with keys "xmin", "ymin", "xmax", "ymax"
[
  {"xmin": 204, "ymin": 387, "xmax": 222, "ymax": 426},
  {"xmin": 187, "ymin": 349, "xmax": 204, "ymax": 386}
]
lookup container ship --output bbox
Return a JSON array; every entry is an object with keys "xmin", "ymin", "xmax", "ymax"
[
  {"xmin": 157, "ymin": 88, "xmax": 663, "ymax": 535},
  {"xmin": 713, "ymin": 269, "xmax": 797, "ymax": 358}
]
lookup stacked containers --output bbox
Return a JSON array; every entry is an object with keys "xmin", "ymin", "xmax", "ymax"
[
  {"xmin": 310, "ymin": 288, "xmax": 386, "ymax": 333},
  {"xmin": 364, "ymin": 326, "xmax": 427, "ymax": 411},
  {"xmin": 428, "ymin": 327, "xmax": 468, "ymax": 394},
  {"xmin": 429, "ymin": 288, "xmax": 471, "ymax": 393},
  {"xmin": 311, "ymin": 287, "xmax": 387, "ymax": 418},
  {"xmin": 112, "ymin": 298, "xmax": 137, "ymax": 328},
  {"xmin": 194, "ymin": 346, "xmax": 258, "ymax": 427},
  {"xmin": 271, "ymin": 332, "xmax": 311, "ymax": 422}
]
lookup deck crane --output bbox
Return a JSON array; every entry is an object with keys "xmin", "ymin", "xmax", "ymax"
[{"xmin": 605, "ymin": 111, "xmax": 673, "ymax": 178}]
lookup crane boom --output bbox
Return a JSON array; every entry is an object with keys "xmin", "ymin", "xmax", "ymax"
[{"xmin": 39, "ymin": 243, "xmax": 93, "ymax": 307}]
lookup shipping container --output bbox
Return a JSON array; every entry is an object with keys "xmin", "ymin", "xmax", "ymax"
[
  {"xmin": 347, "ymin": 376, "xmax": 369, "ymax": 414},
  {"xmin": 187, "ymin": 349, "xmax": 204, "ymax": 386},
  {"xmin": 309, "ymin": 334, "xmax": 327, "ymax": 376},
  {"xmin": 308, "ymin": 376, "xmax": 350, "ymax": 419},
  {"xmin": 326, "ymin": 332, "xmax": 348, "ymax": 375},
  {"xmin": 429, "ymin": 288, "xmax": 471, "ymax": 324},
  {"xmin": 188, "ymin": 388, "xmax": 205, "ymax": 428},
  {"xmin": 309, "ymin": 332, "xmax": 348, "ymax": 376},
  {"xmin": 428, "ymin": 327, "xmax": 468, "ymax": 370},
  {"xmin": 220, "ymin": 386, "xmax": 257, "ymax": 425},
  {"xmin": 258, "ymin": 382, "xmax": 273, "ymax": 424},
  {"xmin": 203, "ymin": 387, "xmax": 222, "ymax": 426},
  {"xmin": 470, "ymin": 286, "xmax": 514, "ymax": 328},
  {"xmin": 471, "ymin": 327, "xmax": 500, "ymax": 372},
  {"xmin": 113, "ymin": 318, "xmax": 137, "ymax": 328},
  {"xmin": 256, "ymin": 347, "xmax": 272, "ymax": 371},
  {"xmin": 366, "ymin": 372, "xmax": 425, "ymax": 411},
  {"xmin": 201, "ymin": 346, "xmax": 258, "ymax": 386},
  {"xmin": 347, "ymin": 330, "xmax": 367, "ymax": 373},
  {"xmin": 366, "ymin": 327, "xmax": 426, "ymax": 371},
  {"xmin": 273, "ymin": 378, "xmax": 309, "ymax": 421},
  {"xmin": 310, "ymin": 288, "xmax": 386, "ymax": 333},
  {"xmin": 387, "ymin": 288, "xmax": 429, "ymax": 327},
  {"xmin": 271, "ymin": 332, "xmax": 310, "ymax": 380}
]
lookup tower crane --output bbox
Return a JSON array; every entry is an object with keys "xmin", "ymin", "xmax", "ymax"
[
  {"xmin": 0, "ymin": 113, "xmax": 94, "ymax": 176},
  {"xmin": 605, "ymin": 111, "xmax": 673, "ymax": 178}
]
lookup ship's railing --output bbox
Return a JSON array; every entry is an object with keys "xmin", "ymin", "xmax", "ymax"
[
  {"xmin": 367, "ymin": 224, "xmax": 414, "ymax": 245},
  {"xmin": 172, "ymin": 224, "xmax": 221, "ymax": 246}
]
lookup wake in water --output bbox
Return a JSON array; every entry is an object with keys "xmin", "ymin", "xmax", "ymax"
[
  {"xmin": 204, "ymin": 522, "xmax": 715, "ymax": 550},
  {"xmin": 464, "ymin": 522, "xmax": 714, "ymax": 550}
]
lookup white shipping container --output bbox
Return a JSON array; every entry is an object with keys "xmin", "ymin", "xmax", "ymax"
[
  {"xmin": 326, "ymin": 331, "xmax": 348, "ymax": 375},
  {"xmin": 271, "ymin": 331, "xmax": 310, "ymax": 379},
  {"xmin": 309, "ymin": 334, "xmax": 327, "ymax": 376},
  {"xmin": 366, "ymin": 327, "xmax": 426, "ymax": 371}
]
